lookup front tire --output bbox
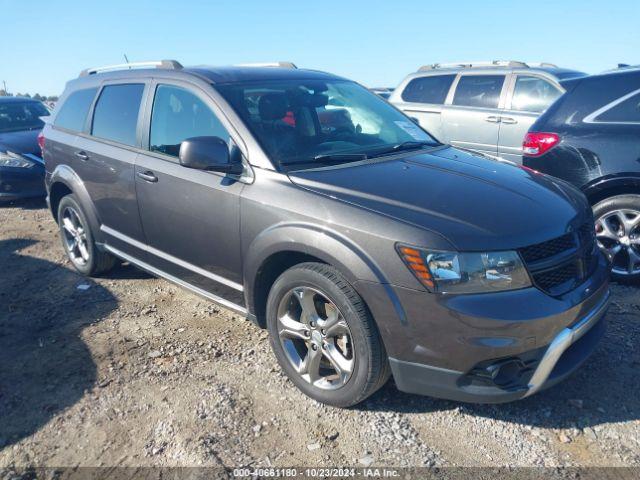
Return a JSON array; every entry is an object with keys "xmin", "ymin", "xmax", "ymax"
[
  {"xmin": 266, "ymin": 263, "xmax": 390, "ymax": 407},
  {"xmin": 57, "ymin": 194, "xmax": 116, "ymax": 276},
  {"xmin": 593, "ymin": 194, "xmax": 640, "ymax": 282}
]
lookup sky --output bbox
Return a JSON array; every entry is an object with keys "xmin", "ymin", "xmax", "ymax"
[{"xmin": 1, "ymin": 0, "xmax": 638, "ymax": 97}]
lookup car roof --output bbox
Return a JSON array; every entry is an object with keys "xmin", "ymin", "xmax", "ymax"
[
  {"xmin": 0, "ymin": 96, "xmax": 42, "ymax": 104},
  {"xmin": 413, "ymin": 65, "xmax": 584, "ymax": 77},
  {"xmin": 66, "ymin": 64, "xmax": 344, "ymax": 90}
]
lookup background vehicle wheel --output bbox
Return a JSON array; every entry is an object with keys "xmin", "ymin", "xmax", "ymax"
[
  {"xmin": 593, "ymin": 194, "xmax": 640, "ymax": 282},
  {"xmin": 57, "ymin": 194, "xmax": 116, "ymax": 276},
  {"xmin": 266, "ymin": 262, "xmax": 390, "ymax": 407}
]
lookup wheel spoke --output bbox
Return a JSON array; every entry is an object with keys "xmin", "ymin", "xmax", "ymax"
[
  {"xmin": 77, "ymin": 240, "xmax": 90, "ymax": 262},
  {"xmin": 278, "ymin": 314, "xmax": 308, "ymax": 340},
  {"xmin": 62, "ymin": 217, "xmax": 76, "ymax": 236},
  {"xmin": 322, "ymin": 343, "xmax": 353, "ymax": 378},
  {"xmin": 293, "ymin": 287, "xmax": 320, "ymax": 323},
  {"xmin": 602, "ymin": 243, "xmax": 622, "ymax": 262},
  {"xmin": 628, "ymin": 248, "xmax": 640, "ymax": 274},
  {"xmin": 596, "ymin": 217, "xmax": 620, "ymax": 242},
  {"xmin": 299, "ymin": 346, "xmax": 322, "ymax": 383}
]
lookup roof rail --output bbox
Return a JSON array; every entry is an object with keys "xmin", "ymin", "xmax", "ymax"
[
  {"xmin": 79, "ymin": 59, "xmax": 183, "ymax": 77},
  {"xmin": 234, "ymin": 61, "xmax": 297, "ymax": 69},
  {"xmin": 418, "ymin": 60, "xmax": 529, "ymax": 71}
]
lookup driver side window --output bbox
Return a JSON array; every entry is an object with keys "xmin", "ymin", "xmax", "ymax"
[{"xmin": 149, "ymin": 85, "xmax": 230, "ymax": 158}]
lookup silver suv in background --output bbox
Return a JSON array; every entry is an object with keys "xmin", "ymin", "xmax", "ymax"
[{"xmin": 390, "ymin": 61, "xmax": 585, "ymax": 163}]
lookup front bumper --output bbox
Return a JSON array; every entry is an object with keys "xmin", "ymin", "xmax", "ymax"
[
  {"xmin": 389, "ymin": 289, "xmax": 609, "ymax": 403},
  {"xmin": 0, "ymin": 164, "xmax": 46, "ymax": 201},
  {"xmin": 355, "ymin": 250, "xmax": 611, "ymax": 403}
]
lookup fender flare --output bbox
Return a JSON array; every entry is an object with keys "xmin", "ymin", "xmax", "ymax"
[
  {"xmin": 243, "ymin": 222, "xmax": 408, "ymax": 324},
  {"xmin": 48, "ymin": 165, "xmax": 104, "ymax": 243}
]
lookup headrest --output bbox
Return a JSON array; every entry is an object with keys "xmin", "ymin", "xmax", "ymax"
[{"xmin": 259, "ymin": 93, "xmax": 288, "ymax": 121}]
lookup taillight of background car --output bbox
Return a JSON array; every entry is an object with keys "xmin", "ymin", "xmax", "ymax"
[
  {"xmin": 522, "ymin": 132, "xmax": 560, "ymax": 157},
  {"xmin": 37, "ymin": 131, "xmax": 45, "ymax": 156}
]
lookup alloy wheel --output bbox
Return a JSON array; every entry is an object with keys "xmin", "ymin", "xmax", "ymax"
[
  {"xmin": 595, "ymin": 209, "xmax": 640, "ymax": 276},
  {"xmin": 61, "ymin": 206, "xmax": 90, "ymax": 267},
  {"xmin": 276, "ymin": 286, "xmax": 354, "ymax": 390}
]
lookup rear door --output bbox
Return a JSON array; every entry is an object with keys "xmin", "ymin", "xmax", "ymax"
[
  {"xmin": 74, "ymin": 82, "xmax": 148, "ymax": 258},
  {"xmin": 134, "ymin": 80, "xmax": 245, "ymax": 307},
  {"xmin": 441, "ymin": 73, "xmax": 508, "ymax": 157},
  {"xmin": 498, "ymin": 74, "xmax": 563, "ymax": 163},
  {"xmin": 391, "ymin": 74, "xmax": 456, "ymax": 140}
]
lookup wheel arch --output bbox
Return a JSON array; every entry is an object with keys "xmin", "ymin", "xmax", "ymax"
[
  {"xmin": 244, "ymin": 223, "xmax": 392, "ymax": 328},
  {"xmin": 48, "ymin": 165, "xmax": 103, "ymax": 243},
  {"xmin": 584, "ymin": 175, "xmax": 640, "ymax": 206}
]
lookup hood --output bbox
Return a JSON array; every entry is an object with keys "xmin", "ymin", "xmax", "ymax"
[
  {"xmin": 0, "ymin": 129, "xmax": 42, "ymax": 157},
  {"xmin": 288, "ymin": 146, "xmax": 591, "ymax": 251}
]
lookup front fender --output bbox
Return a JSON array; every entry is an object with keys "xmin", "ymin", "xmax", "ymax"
[
  {"xmin": 243, "ymin": 222, "xmax": 407, "ymax": 325},
  {"xmin": 48, "ymin": 164, "xmax": 103, "ymax": 243}
]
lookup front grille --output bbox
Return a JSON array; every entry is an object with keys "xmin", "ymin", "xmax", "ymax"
[
  {"xmin": 520, "ymin": 232, "xmax": 576, "ymax": 263},
  {"xmin": 519, "ymin": 222, "xmax": 597, "ymax": 296}
]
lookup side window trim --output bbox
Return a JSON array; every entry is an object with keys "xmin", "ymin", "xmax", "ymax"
[
  {"xmin": 583, "ymin": 87, "xmax": 640, "ymax": 125},
  {"xmin": 141, "ymin": 79, "xmax": 249, "ymax": 164},
  {"xmin": 447, "ymin": 73, "xmax": 509, "ymax": 110},
  {"xmin": 87, "ymin": 80, "xmax": 150, "ymax": 149}
]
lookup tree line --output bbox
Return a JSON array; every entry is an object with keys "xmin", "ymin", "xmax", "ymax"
[{"xmin": 0, "ymin": 90, "xmax": 59, "ymax": 102}]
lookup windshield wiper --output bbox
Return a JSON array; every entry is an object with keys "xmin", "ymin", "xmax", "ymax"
[
  {"xmin": 280, "ymin": 153, "xmax": 368, "ymax": 166},
  {"xmin": 369, "ymin": 141, "xmax": 438, "ymax": 158}
]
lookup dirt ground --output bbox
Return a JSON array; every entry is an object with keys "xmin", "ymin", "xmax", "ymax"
[{"xmin": 1, "ymin": 198, "xmax": 639, "ymax": 470}]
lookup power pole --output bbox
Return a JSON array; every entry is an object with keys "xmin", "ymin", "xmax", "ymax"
[{"xmin": 2, "ymin": 80, "xmax": 7, "ymax": 95}]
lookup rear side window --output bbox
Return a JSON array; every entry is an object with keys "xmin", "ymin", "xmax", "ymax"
[
  {"xmin": 452, "ymin": 75, "xmax": 505, "ymax": 108},
  {"xmin": 401, "ymin": 75, "xmax": 456, "ymax": 104},
  {"xmin": 589, "ymin": 89, "xmax": 640, "ymax": 123},
  {"xmin": 511, "ymin": 76, "xmax": 562, "ymax": 113},
  {"xmin": 54, "ymin": 88, "xmax": 98, "ymax": 132},
  {"xmin": 149, "ymin": 85, "xmax": 230, "ymax": 158},
  {"xmin": 91, "ymin": 84, "xmax": 145, "ymax": 146}
]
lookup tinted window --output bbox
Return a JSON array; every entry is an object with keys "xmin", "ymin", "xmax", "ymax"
[
  {"xmin": 54, "ymin": 88, "xmax": 97, "ymax": 132},
  {"xmin": 594, "ymin": 90, "xmax": 640, "ymax": 123},
  {"xmin": 511, "ymin": 76, "xmax": 562, "ymax": 113},
  {"xmin": 0, "ymin": 101, "xmax": 49, "ymax": 133},
  {"xmin": 401, "ymin": 75, "xmax": 456, "ymax": 104},
  {"xmin": 452, "ymin": 75, "xmax": 505, "ymax": 108},
  {"xmin": 149, "ymin": 85, "xmax": 230, "ymax": 157},
  {"xmin": 91, "ymin": 84, "xmax": 144, "ymax": 146}
]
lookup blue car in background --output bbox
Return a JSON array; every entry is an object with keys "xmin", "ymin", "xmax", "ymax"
[{"xmin": 0, "ymin": 97, "xmax": 50, "ymax": 202}]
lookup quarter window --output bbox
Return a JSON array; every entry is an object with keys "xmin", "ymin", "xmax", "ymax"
[
  {"xmin": 452, "ymin": 75, "xmax": 505, "ymax": 109},
  {"xmin": 54, "ymin": 88, "xmax": 98, "ymax": 132},
  {"xmin": 593, "ymin": 90, "xmax": 640, "ymax": 123},
  {"xmin": 401, "ymin": 75, "xmax": 456, "ymax": 104},
  {"xmin": 511, "ymin": 76, "xmax": 562, "ymax": 113},
  {"xmin": 149, "ymin": 85, "xmax": 230, "ymax": 158},
  {"xmin": 92, "ymin": 84, "xmax": 144, "ymax": 146}
]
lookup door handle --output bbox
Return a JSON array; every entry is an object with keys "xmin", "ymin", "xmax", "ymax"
[
  {"xmin": 501, "ymin": 117, "xmax": 518, "ymax": 124},
  {"xmin": 485, "ymin": 116, "xmax": 501, "ymax": 123},
  {"xmin": 137, "ymin": 171, "xmax": 158, "ymax": 183},
  {"xmin": 75, "ymin": 151, "xmax": 89, "ymax": 161}
]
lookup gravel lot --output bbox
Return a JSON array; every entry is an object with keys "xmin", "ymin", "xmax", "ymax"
[{"xmin": 1, "ymin": 199, "xmax": 639, "ymax": 469}]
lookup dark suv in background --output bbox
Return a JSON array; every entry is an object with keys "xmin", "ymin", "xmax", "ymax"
[
  {"xmin": 0, "ymin": 97, "xmax": 50, "ymax": 202},
  {"xmin": 523, "ymin": 67, "xmax": 640, "ymax": 281},
  {"xmin": 43, "ymin": 60, "xmax": 609, "ymax": 407}
]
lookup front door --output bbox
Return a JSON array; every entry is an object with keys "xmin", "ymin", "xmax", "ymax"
[
  {"xmin": 441, "ymin": 73, "xmax": 507, "ymax": 157},
  {"xmin": 135, "ymin": 82, "xmax": 245, "ymax": 307}
]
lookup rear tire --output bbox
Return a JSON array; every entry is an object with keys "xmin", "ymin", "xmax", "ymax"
[
  {"xmin": 266, "ymin": 262, "xmax": 390, "ymax": 407},
  {"xmin": 593, "ymin": 194, "xmax": 640, "ymax": 282},
  {"xmin": 57, "ymin": 194, "xmax": 116, "ymax": 276}
]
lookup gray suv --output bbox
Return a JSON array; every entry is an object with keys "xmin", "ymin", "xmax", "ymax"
[
  {"xmin": 390, "ymin": 61, "xmax": 585, "ymax": 163},
  {"xmin": 43, "ymin": 60, "xmax": 609, "ymax": 407}
]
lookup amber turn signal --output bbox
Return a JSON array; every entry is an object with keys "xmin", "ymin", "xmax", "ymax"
[{"xmin": 397, "ymin": 245, "xmax": 434, "ymax": 289}]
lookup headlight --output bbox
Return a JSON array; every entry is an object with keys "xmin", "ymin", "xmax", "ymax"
[
  {"xmin": 397, "ymin": 245, "xmax": 531, "ymax": 294},
  {"xmin": 0, "ymin": 151, "xmax": 34, "ymax": 168}
]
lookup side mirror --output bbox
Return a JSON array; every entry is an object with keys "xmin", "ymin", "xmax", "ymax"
[{"xmin": 179, "ymin": 136, "xmax": 243, "ymax": 175}]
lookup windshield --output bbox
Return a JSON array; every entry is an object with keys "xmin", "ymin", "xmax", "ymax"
[
  {"xmin": 216, "ymin": 79, "xmax": 438, "ymax": 170},
  {"xmin": 0, "ymin": 101, "xmax": 50, "ymax": 133}
]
